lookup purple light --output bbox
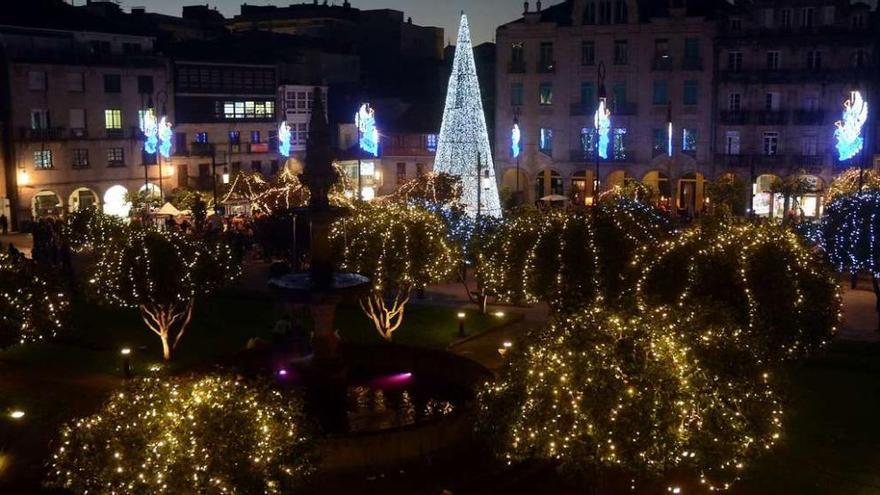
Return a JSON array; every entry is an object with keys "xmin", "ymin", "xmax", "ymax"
[
  {"xmin": 277, "ymin": 369, "xmax": 288, "ymax": 377},
  {"xmin": 373, "ymin": 372, "xmax": 414, "ymax": 388}
]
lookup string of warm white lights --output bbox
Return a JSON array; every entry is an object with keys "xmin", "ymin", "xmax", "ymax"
[
  {"xmin": 0, "ymin": 251, "xmax": 68, "ymax": 348},
  {"xmin": 46, "ymin": 374, "xmax": 314, "ymax": 494}
]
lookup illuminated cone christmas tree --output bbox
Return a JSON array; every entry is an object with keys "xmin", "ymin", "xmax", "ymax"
[{"xmin": 434, "ymin": 14, "xmax": 502, "ymax": 218}]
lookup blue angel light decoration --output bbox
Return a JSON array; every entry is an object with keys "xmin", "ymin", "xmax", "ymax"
[
  {"xmin": 835, "ymin": 91, "xmax": 868, "ymax": 161},
  {"xmin": 594, "ymin": 99, "xmax": 611, "ymax": 159},
  {"xmin": 355, "ymin": 104, "xmax": 379, "ymax": 157},
  {"xmin": 158, "ymin": 116, "xmax": 173, "ymax": 159},
  {"xmin": 278, "ymin": 121, "xmax": 291, "ymax": 157},
  {"xmin": 141, "ymin": 109, "xmax": 158, "ymax": 154},
  {"xmin": 511, "ymin": 123, "xmax": 521, "ymax": 159}
]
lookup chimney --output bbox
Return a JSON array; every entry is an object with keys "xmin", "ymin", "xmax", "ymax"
[{"xmin": 523, "ymin": 1, "xmax": 529, "ymax": 14}]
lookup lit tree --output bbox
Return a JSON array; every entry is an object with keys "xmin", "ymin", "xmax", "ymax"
[
  {"xmin": 63, "ymin": 206, "xmax": 124, "ymax": 252},
  {"xmin": 823, "ymin": 191, "xmax": 880, "ymax": 331},
  {"xmin": 480, "ymin": 198, "xmax": 671, "ymax": 311},
  {"xmin": 385, "ymin": 172, "xmax": 463, "ymax": 206},
  {"xmin": 330, "ymin": 203, "xmax": 459, "ymax": 340},
  {"xmin": 705, "ymin": 174, "xmax": 748, "ymax": 216},
  {"xmin": 637, "ymin": 221, "xmax": 840, "ymax": 363},
  {"xmin": 433, "ymin": 14, "xmax": 502, "ymax": 218},
  {"xmin": 479, "ymin": 307, "xmax": 783, "ymax": 492},
  {"xmin": 825, "ymin": 167, "xmax": 880, "ymax": 202},
  {"xmin": 90, "ymin": 230, "xmax": 239, "ymax": 360},
  {"xmin": 0, "ymin": 251, "xmax": 69, "ymax": 348},
  {"xmin": 46, "ymin": 374, "xmax": 314, "ymax": 494}
]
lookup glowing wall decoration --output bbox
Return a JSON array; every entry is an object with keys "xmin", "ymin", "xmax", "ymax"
[
  {"xmin": 835, "ymin": 91, "xmax": 868, "ymax": 161},
  {"xmin": 355, "ymin": 104, "xmax": 379, "ymax": 157},
  {"xmin": 103, "ymin": 185, "xmax": 131, "ymax": 218},
  {"xmin": 158, "ymin": 117, "xmax": 173, "ymax": 159},
  {"xmin": 511, "ymin": 123, "xmax": 521, "ymax": 158},
  {"xmin": 141, "ymin": 109, "xmax": 158, "ymax": 155},
  {"xmin": 594, "ymin": 99, "xmax": 611, "ymax": 159},
  {"xmin": 433, "ymin": 14, "xmax": 502, "ymax": 218},
  {"xmin": 278, "ymin": 121, "xmax": 292, "ymax": 157},
  {"xmin": 667, "ymin": 122, "xmax": 673, "ymax": 157}
]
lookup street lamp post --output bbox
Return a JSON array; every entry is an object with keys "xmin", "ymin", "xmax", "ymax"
[
  {"xmin": 155, "ymin": 90, "xmax": 169, "ymax": 204},
  {"xmin": 593, "ymin": 62, "xmax": 607, "ymax": 216}
]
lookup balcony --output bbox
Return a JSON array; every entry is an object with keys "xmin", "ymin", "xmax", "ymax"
[
  {"xmin": 752, "ymin": 153, "xmax": 787, "ymax": 168},
  {"xmin": 755, "ymin": 110, "xmax": 788, "ymax": 125},
  {"xmin": 190, "ymin": 142, "xmax": 215, "ymax": 156},
  {"xmin": 611, "ymin": 102, "xmax": 638, "ymax": 116},
  {"xmin": 508, "ymin": 59, "xmax": 526, "ymax": 73},
  {"xmin": 18, "ymin": 127, "xmax": 65, "ymax": 140},
  {"xmin": 681, "ymin": 57, "xmax": 703, "ymax": 70},
  {"xmin": 790, "ymin": 154, "xmax": 824, "ymax": 168},
  {"xmin": 70, "ymin": 128, "xmax": 88, "ymax": 139},
  {"xmin": 715, "ymin": 153, "xmax": 750, "ymax": 167},
  {"xmin": 720, "ymin": 111, "xmax": 749, "ymax": 125},
  {"xmin": 651, "ymin": 55, "xmax": 673, "ymax": 71},
  {"xmin": 570, "ymin": 149, "xmax": 596, "ymax": 162},
  {"xmin": 537, "ymin": 60, "xmax": 556, "ymax": 73},
  {"xmin": 793, "ymin": 110, "xmax": 825, "ymax": 126},
  {"xmin": 106, "ymin": 128, "xmax": 125, "ymax": 139}
]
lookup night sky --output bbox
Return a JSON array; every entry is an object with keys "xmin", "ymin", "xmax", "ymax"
[{"xmin": 117, "ymin": 0, "xmax": 557, "ymax": 45}]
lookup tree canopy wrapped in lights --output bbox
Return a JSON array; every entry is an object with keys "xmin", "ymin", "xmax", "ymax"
[
  {"xmin": 330, "ymin": 202, "xmax": 459, "ymax": 340},
  {"xmin": 479, "ymin": 307, "xmax": 782, "ymax": 492},
  {"xmin": 825, "ymin": 167, "xmax": 880, "ymax": 202},
  {"xmin": 63, "ymin": 206, "xmax": 124, "ymax": 252},
  {"xmin": 479, "ymin": 198, "xmax": 672, "ymax": 311},
  {"xmin": 637, "ymin": 221, "xmax": 840, "ymax": 364},
  {"xmin": 384, "ymin": 172, "xmax": 463, "ymax": 207},
  {"xmin": 822, "ymin": 190, "xmax": 880, "ymax": 331},
  {"xmin": 46, "ymin": 374, "xmax": 314, "ymax": 494},
  {"xmin": 90, "ymin": 230, "xmax": 240, "ymax": 360},
  {"xmin": 0, "ymin": 251, "xmax": 69, "ymax": 348}
]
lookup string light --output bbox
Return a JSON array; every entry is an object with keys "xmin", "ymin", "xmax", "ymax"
[
  {"xmin": 46, "ymin": 374, "xmax": 314, "ymax": 494},
  {"xmin": 433, "ymin": 14, "xmax": 502, "ymax": 218},
  {"xmin": 0, "ymin": 250, "xmax": 68, "ymax": 348},
  {"xmin": 823, "ymin": 190, "xmax": 880, "ymax": 276}
]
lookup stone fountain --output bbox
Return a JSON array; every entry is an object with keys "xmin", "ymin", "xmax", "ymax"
[{"xmin": 268, "ymin": 87, "xmax": 370, "ymax": 364}]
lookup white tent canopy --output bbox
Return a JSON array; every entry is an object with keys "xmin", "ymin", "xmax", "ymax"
[{"xmin": 156, "ymin": 202, "xmax": 181, "ymax": 216}]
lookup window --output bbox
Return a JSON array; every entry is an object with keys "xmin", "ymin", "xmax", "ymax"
[
  {"xmin": 72, "ymin": 149, "xmax": 89, "ymax": 169},
  {"xmin": 580, "ymin": 127, "xmax": 596, "ymax": 158},
  {"xmin": 729, "ymin": 18, "xmax": 742, "ymax": 31},
  {"xmin": 511, "ymin": 42, "xmax": 524, "ymax": 64},
  {"xmin": 104, "ymin": 109, "xmax": 122, "ymax": 129},
  {"xmin": 767, "ymin": 51, "xmax": 781, "ymax": 70},
  {"xmin": 69, "ymin": 109, "xmax": 86, "ymax": 132},
  {"xmin": 580, "ymin": 82, "xmax": 594, "ymax": 105},
  {"xmin": 511, "ymin": 83, "xmax": 524, "ymax": 106},
  {"xmin": 684, "ymin": 37, "xmax": 700, "ymax": 61},
  {"xmin": 67, "ymin": 72, "xmax": 84, "ymax": 92},
  {"xmin": 803, "ymin": 7, "xmax": 815, "ymax": 27},
  {"xmin": 123, "ymin": 42, "xmax": 142, "ymax": 55},
  {"xmin": 765, "ymin": 92, "xmax": 781, "ymax": 111},
  {"xmin": 426, "ymin": 134, "xmax": 437, "ymax": 152},
  {"xmin": 539, "ymin": 82, "xmax": 553, "ymax": 105},
  {"xmin": 612, "ymin": 128, "xmax": 628, "ymax": 160},
  {"xmin": 725, "ymin": 131, "xmax": 741, "ymax": 155},
  {"xmin": 728, "ymin": 92, "xmax": 741, "ymax": 111},
  {"xmin": 584, "ymin": 0, "xmax": 596, "ymax": 24},
  {"xmin": 397, "ymin": 162, "xmax": 407, "ymax": 185},
  {"xmin": 27, "ymin": 71, "xmax": 47, "ymax": 91},
  {"xmin": 296, "ymin": 124, "xmax": 307, "ymax": 146},
  {"xmin": 33, "ymin": 150, "xmax": 53, "ymax": 169},
  {"xmin": 853, "ymin": 14, "xmax": 865, "ymax": 29},
  {"xmin": 251, "ymin": 130, "xmax": 261, "ymax": 143},
  {"xmin": 598, "ymin": 0, "xmax": 611, "ymax": 24},
  {"xmin": 220, "ymin": 100, "xmax": 276, "ymax": 120},
  {"xmin": 195, "ymin": 132, "xmax": 208, "ymax": 143},
  {"xmin": 539, "ymin": 127, "xmax": 553, "ymax": 155},
  {"xmin": 682, "ymin": 128, "xmax": 697, "ymax": 155},
  {"xmin": 30, "ymin": 109, "xmax": 49, "ymax": 129},
  {"xmin": 683, "ymin": 80, "xmax": 698, "ymax": 105},
  {"xmin": 107, "ymin": 147, "xmax": 125, "ymax": 167},
  {"xmin": 804, "ymin": 95, "xmax": 819, "ymax": 111},
  {"xmin": 780, "ymin": 8, "xmax": 792, "ymax": 28},
  {"xmin": 538, "ymin": 42, "xmax": 554, "ymax": 71},
  {"xmin": 581, "ymin": 41, "xmax": 595, "ymax": 66},
  {"xmin": 801, "ymin": 136, "xmax": 817, "ymax": 156},
  {"xmin": 613, "ymin": 0, "xmax": 628, "ymax": 23},
  {"xmin": 103, "ymin": 74, "xmax": 121, "ymax": 93},
  {"xmin": 654, "ymin": 38, "xmax": 670, "ymax": 59},
  {"xmin": 763, "ymin": 132, "xmax": 779, "ymax": 155},
  {"xmin": 137, "ymin": 75, "xmax": 154, "ymax": 94},
  {"xmin": 652, "ymin": 80, "xmax": 668, "ymax": 105},
  {"xmin": 728, "ymin": 51, "xmax": 743, "ymax": 71},
  {"xmin": 652, "ymin": 128, "xmax": 666, "ymax": 156},
  {"xmin": 612, "ymin": 81, "xmax": 627, "ymax": 110},
  {"xmin": 853, "ymin": 49, "xmax": 867, "ymax": 68},
  {"xmin": 229, "ymin": 130, "xmax": 240, "ymax": 144},
  {"xmin": 806, "ymin": 50, "xmax": 822, "ymax": 69},
  {"xmin": 613, "ymin": 40, "xmax": 628, "ymax": 65}
]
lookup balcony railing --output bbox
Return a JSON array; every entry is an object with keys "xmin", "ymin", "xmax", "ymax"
[
  {"xmin": 70, "ymin": 128, "xmax": 88, "ymax": 139},
  {"xmin": 790, "ymin": 154, "xmax": 823, "ymax": 168},
  {"xmin": 190, "ymin": 142, "xmax": 215, "ymax": 156},
  {"xmin": 106, "ymin": 128, "xmax": 125, "ymax": 139},
  {"xmin": 651, "ymin": 55, "xmax": 673, "ymax": 71},
  {"xmin": 715, "ymin": 153, "xmax": 750, "ymax": 167},
  {"xmin": 755, "ymin": 110, "xmax": 788, "ymax": 125},
  {"xmin": 537, "ymin": 60, "xmax": 556, "ymax": 73},
  {"xmin": 18, "ymin": 127, "xmax": 65, "ymax": 140},
  {"xmin": 752, "ymin": 153, "xmax": 787, "ymax": 167},
  {"xmin": 793, "ymin": 109, "xmax": 825, "ymax": 126},
  {"xmin": 508, "ymin": 59, "xmax": 526, "ymax": 73},
  {"xmin": 570, "ymin": 149, "xmax": 596, "ymax": 162},
  {"xmin": 720, "ymin": 110, "xmax": 749, "ymax": 125}
]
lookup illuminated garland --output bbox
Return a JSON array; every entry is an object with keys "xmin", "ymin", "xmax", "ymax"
[
  {"xmin": 0, "ymin": 251, "xmax": 68, "ymax": 348},
  {"xmin": 90, "ymin": 228, "xmax": 240, "ymax": 360},
  {"xmin": 822, "ymin": 190, "xmax": 880, "ymax": 275},
  {"xmin": 479, "ymin": 307, "xmax": 782, "ymax": 492},
  {"xmin": 329, "ymin": 202, "xmax": 459, "ymax": 339},
  {"xmin": 635, "ymin": 221, "xmax": 840, "ymax": 364},
  {"xmin": 46, "ymin": 374, "xmax": 314, "ymax": 494},
  {"xmin": 221, "ymin": 165, "xmax": 353, "ymax": 214},
  {"xmin": 479, "ymin": 199, "xmax": 672, "ymax": 311}
]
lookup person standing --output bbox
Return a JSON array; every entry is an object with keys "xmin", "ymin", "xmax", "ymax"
[{"xmin": 0, "ymin": 213, "xmax": 8, "ymax": 235}]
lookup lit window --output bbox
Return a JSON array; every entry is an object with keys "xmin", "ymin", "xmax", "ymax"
[
  {"xmin": 33, "ymin": 149, "xmax": 53, "ymax": 169},
  {"xmin": 107, "ymin": 147, "xmax": 125, "ymax": 167},
  {"xmin": 580, "ymin": 127, "xmax": 596, "ymax": 158},
  {"xmin": 763, "ymin": 132, "xmax": 779, "ymax": 155},
  {"xmin": 104, "ymin": 109, "xmax": 122, "ymax": 129},
  {"xmin": 426, "ymin": 134, "xmax": 437, "ymax": 152},
  {"xmin": 195, "ymin": 132, "xmax": 208, "ymax": 144},
  {"xmin": 539, "ymin": 127, "xmax": 553, "ymax": 155},
  {"xmin": 612, "ymin": 128, "xmax": 628, "ymax": 160},
  {"xmin": 682, "ymin": 128, "xmax": 697, "ymax": 155},
  {"xmin": 539, "ymin": 82, "xmax": 553, "ymax": 105}
]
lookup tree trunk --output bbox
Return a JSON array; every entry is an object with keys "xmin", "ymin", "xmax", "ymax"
[
  {"xmin": 139, "ymin": 300, "xmax": 195, "ymax": 361},
  {"xmin": 873, "ymin": 274, "xmax": 880, "ymax": 333},
  {"xmin": 359, "ymin": 287, "xmax": 411, "ymax": 341}
]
